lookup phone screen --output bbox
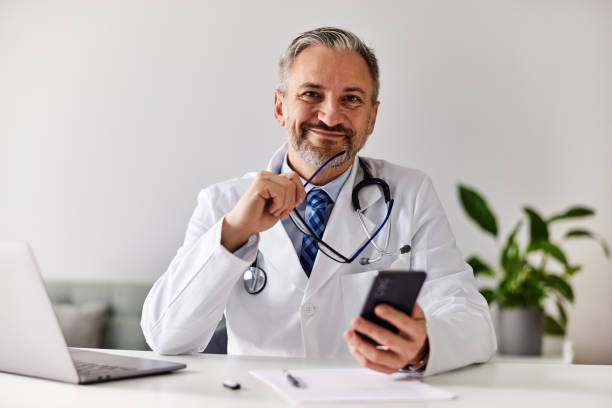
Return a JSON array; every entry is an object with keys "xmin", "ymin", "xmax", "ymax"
[{"xmin": 358, "ymin": 270, "xmax": 426, "ymax": 346}]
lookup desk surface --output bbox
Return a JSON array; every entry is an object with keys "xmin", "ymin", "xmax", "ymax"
[{"xmin": 2, "ymin": 349, "xmax": 611, "ymax": 407}]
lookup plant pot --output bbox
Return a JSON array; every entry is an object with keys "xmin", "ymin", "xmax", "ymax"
[
  {"xmin": 498, "ymin": 307, "xmax": 544, "ymax": 355},
  {"xmin": 542, "ymin": 335, "xmax": 565, "ymax": 356}
]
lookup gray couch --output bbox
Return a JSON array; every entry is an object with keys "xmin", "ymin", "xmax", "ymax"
[
  {"xmin": 45, "ymin": 281, "xmax": 151, "ymax": 350},
  {"xmin": 45, "ymin": 280, "xmax": 227, "ymax": 353}
]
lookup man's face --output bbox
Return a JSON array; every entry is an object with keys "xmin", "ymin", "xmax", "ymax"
[{"xmin": 274, "ymin": 45, "xmax": 379, "ymax": 168}]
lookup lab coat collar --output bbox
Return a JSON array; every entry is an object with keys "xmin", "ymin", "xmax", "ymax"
[
  {"xmin": 280, "ymin": 153, "xmax": 352, "ymax": 207},
  {"xmin": 266, "ymin": 143, "xmax": 289, "ymax": 174}
]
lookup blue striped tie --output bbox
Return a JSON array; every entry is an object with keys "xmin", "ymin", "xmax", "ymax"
[{"xmin": 299, "ymin": 189, "xmax": 331, "ymax": 277}]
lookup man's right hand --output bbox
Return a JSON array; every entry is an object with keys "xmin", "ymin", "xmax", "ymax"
[{"xmin": 221, "ymin": 171, "xmax": 306, "ymax": 252}]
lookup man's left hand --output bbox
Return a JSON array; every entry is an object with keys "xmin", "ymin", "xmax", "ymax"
[{"xmin": 344, "ymin": 302, "xmax": 428, "ymax": 374}]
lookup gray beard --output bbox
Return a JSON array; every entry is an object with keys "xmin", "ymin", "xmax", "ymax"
[
  {"xmin": 289, "ymin": 129, "xmax": 356, "ymax": 168},
  {"xmin": 287, "ymin": 110, "xmax": 373, "ymax": 168}
]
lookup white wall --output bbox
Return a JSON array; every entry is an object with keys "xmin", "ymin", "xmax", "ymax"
[{"xmin": 1, "ymin": 0, "xmax": 610, "ymax": 363}]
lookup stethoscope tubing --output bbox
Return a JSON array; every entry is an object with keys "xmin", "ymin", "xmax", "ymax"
[
  {"xmin": 244, "ymin": 152, "xmax": 409, "ymax": 293},
  {"xmin": 357, "ymin": 206, "xmax": 399, "ymax": 257},
  {"xmin": 350, "ymin": 198, "xmax": 395, "ymax": 263}
]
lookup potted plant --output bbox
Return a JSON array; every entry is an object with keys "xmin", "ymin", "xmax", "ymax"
[{"xmin": 458, "ymin": 184, "xmax": 609, "ymax": 355}]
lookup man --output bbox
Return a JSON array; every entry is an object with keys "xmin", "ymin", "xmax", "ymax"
[{"xmin": 141, "ymin": 27, "xmax": 496, "ymax": 375}]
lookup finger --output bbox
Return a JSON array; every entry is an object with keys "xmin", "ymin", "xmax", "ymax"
[
  {"xmin": 344, "ymin": 331, "xmax": 398, "ymax": 374},
  {"xmin": 351, "ymin": 349, "xmax": 398, "ymax": 375},
  {"xmin": 255, "ymin": 178, "xmax": 289, "ymax": 216},
  {"xmin": 374, "ymin": 306, "xmax": 427, "ymax": 362},
  {"xmin": 374, "ymin": 304, "xmax": 425, "ymax": 341},
  {"xmin": 257, "ymin": 174, "xmax": 295, "ymax": 216},
  {"xmin": 351, "ymin": 316, "xmax": 414, "ymax": 353},
  {"xmin": 281, "ymin": 172, "xmax": 308, "ymax": 217},
  {"xmin": 348, "ymin": 321, "xmax": 409, "ymax": 368},
  {"xmin": 412, "ymin": 302, "xmax": 425, "ymax": 319},
  {"xmin": 267, "ymin": 174, "xmax": 296, "ymax": 215},
  {"xmin": 277, "ymin": 173, "xmax": 302, "ymax": 217},
  {"xmin": 283, "ymin": 172, "xmax": 306, "ymax": 204},
  {"xmin": 278, "ymin": 173, "xmax": 303, "ymax": 217}
]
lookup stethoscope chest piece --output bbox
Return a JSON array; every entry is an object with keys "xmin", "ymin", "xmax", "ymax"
[{"xmin": 243, "ymin": 262, "xmax": 267, "ymax": 295}]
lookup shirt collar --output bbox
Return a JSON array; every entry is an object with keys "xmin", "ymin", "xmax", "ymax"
[{"xmin": 280, "ymin": 153, "xmax": 352, "ymax": 204}]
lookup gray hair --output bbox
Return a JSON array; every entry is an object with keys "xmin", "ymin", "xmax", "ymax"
[{"xmin": 278, "ymin": 27, "xmax": 380, "ymax": 104}]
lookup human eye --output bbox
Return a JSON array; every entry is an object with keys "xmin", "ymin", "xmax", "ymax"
[
  {"xmin": 299, "ymin": 90, "xmax": 322, "ymax": 102},
  {"xmin": 343, "ymin": 94, "xmax": 363, "ymax": 106}
]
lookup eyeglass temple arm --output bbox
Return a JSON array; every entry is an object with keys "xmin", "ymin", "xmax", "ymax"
[
  {"xmin": 291, "ymin": 199, "xmax": 395, "ymax": 264},
  {"xmin": 291, "ymin": 209, "xmax": 352, "ymax": 263},
  {"xmin": 303, "ymin": 150, "xmax": 347, "ymax": 187}
]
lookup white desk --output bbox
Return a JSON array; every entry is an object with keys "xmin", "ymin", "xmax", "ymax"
[{"xmin": 2, "ymin": 349, "xmax": 611, "ymax": 407}]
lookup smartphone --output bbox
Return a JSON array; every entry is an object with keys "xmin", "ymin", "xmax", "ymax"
[{"xmin": 358, "ymin": 270, "xmax": 427, "ymax": 346}]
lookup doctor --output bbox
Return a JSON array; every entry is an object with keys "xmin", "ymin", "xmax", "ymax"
[{"xmin": 141, "ymin": 27, "xmax": 496, "ymax": 376}]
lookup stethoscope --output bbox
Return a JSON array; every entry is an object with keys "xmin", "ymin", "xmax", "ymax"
[
  {"xmin": 352, "ymin": 158, "xmax": 411, "ymax": 265},
  {"xmin": 243, "ymin": 153, "xmax": 411, "ymax": 295},
  {"xmin": 243, "ymin": 252, "xmax": 267, "ymax": 295}
]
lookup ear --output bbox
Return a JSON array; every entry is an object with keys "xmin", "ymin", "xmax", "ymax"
[
  {"xmin": 273, "ymin": 89, "xmax": 286, "ymax": 127},
  {"xmin": 367, "ymin": 101, "xmax": 380, "ymax": 135}
]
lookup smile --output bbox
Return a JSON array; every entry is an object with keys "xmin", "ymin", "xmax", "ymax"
[{"xmin": 308, "ymin": 128, "xmax": 347, "ymax": 139}]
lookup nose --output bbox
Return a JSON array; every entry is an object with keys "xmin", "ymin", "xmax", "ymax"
[{"xmin": 317, "ymin": 98, "xmax": 344, "ymax": 128}]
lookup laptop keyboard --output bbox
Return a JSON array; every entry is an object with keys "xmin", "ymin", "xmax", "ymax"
[{"xmin": 74, "ymin": 361, "xmax": 133, "ymax": 379}]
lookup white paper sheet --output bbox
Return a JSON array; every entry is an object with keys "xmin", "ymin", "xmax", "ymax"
[{"xmin": 249, "ymin": 367, "xmax": 456, "ymax": 404}]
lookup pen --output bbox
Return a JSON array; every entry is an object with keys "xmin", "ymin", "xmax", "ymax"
[{"xmin": 282, "ymin": 369, "xmax": 301, "ymax": 388}]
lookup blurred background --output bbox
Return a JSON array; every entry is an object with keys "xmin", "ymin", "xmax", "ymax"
[{"xmin": 1, "ymin": 0, "xmax": 610, "ymax": 362}]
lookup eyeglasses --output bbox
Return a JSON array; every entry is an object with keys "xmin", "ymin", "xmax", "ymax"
[{"xmin": 288, "ymin": 151, "xmax": 394, "ymax": 264}]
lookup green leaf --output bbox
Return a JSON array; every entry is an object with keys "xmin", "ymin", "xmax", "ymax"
[
  {"xmin": 556, "ymin": 302, "xmax": 568, "ymax": 328},
  {"xmin": 523, "ymin": 207, "xmax": 549, "ymax": 243},
  {"xmin": 565, "ymin": 264, "xmax": 582, "ymax": 276},
  {"xmin": 479, "ymin": 288, "xmax": 495, "ymax": 304},
  {"xmin": 544, "ymin": 314, "xmax": 566, "ymax": 336},
  {"xmin": 548, "ymin": 206, "xmax": 595, "ymax": 223},
  {"xmin": 564, "ymin": 229, "xmax": 610, "ymax": 258},
  {"xmin": 458, "ymin": 185, "xmax": 498, "ymax": 237},
  {"xmin": 500, "ymin": 221, "xmax": 523, "ymax": 274},
  {"xmin": 506, "ymin": 220, "xmax": 523, "ymax": 247},
  {"xmin": 496, "ymin": 264, "xmax": 547, "ymax": 308},
  {"xmin": 543, "ymin": 274, "xmax": 574, "ymax": 302},
  {"xmin": 564, "ymin": 229, "xmax": 593, "ymax": 239},
  {"xmin": 467, "ymin": 256, "xmax": 495, "ymax": 277},
  {"xmin": 530, "ymin": 240, "xmax": 569, "ymax": 267}
]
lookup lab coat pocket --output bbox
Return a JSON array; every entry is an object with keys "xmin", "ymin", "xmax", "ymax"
[{"xmin": 340, "ymin": 270, "xmax": 377, "ymax": 330}]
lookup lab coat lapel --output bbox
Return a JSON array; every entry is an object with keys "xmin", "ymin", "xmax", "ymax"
[
  {"xmin": 305, "ymin": 158, "xmax": 384, "ymax": 299},
  {"xmin": 259, "ymin": 221, "xmax": 308, "ymax": 292},
  {"xmin": 259, "ymin": 143, "xmax": 308, "ymax": 292}
]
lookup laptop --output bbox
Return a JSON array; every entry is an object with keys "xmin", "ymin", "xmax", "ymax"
[{"xmin": 0, "ymin": 241, "xmax": 186, "ymax": 384}]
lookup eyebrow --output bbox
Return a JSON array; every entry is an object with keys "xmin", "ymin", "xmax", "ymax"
[
  {"xmin": 343, "ymin": 87, "xmax": 366, "ymax": 95},
  {"xmin": 298, "ymin": 82, "xmax": 324, "ymax": 89},
  {"xmin": 298, "ymin": 83, "xmax": 366, "ymax": 95}
]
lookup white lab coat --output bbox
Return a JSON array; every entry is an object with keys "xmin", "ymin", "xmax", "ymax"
[{"xmin": 141, "ymin": 144, "xmax": 497, "ymax": 376}]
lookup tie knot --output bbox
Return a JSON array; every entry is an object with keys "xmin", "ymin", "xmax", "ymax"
[{"xmin": 306, "ymin": 189, "xmax": 331, "ymax": 211}]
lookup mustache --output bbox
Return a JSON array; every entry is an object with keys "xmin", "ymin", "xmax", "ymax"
[{"xmin": 301, "ymin": 121, "xmax": 353, "ymax": 137}]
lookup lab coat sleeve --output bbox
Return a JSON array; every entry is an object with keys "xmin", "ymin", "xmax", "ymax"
[
  {"xmin": 393, "ymin": 175, "xmax": 497, "ymax": 376},
  {"xmin": 140, "ymin": 186, "xmax": 258, "ymax": 355}
]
